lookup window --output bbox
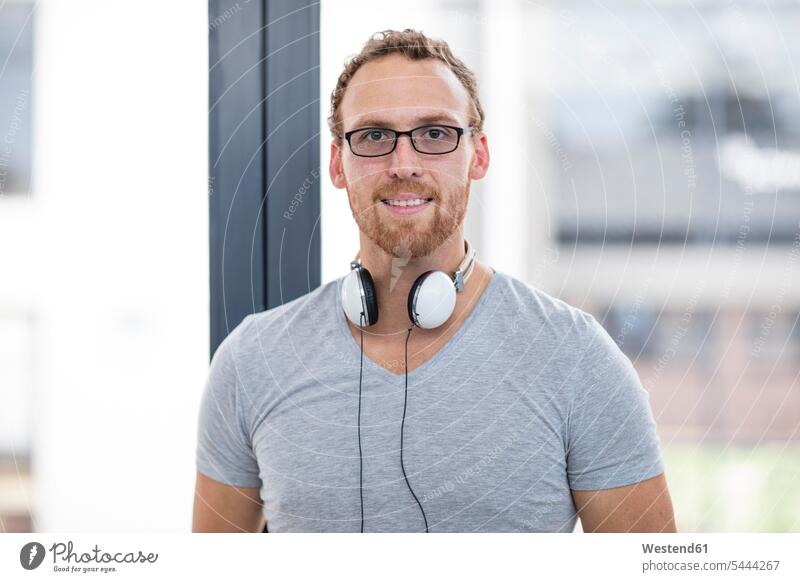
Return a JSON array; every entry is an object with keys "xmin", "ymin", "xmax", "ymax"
[
  {"xmin": 0, "ymin": 1, "xmax": 34, "ymax": 197},
  {"xmin": 550, "ymin": 2, "xmax": 800, "ymax": 246}
]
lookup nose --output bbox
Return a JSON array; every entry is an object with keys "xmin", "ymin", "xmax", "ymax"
[{"xmin": 387, "ymin": 134, "xmax": 423, "ymax": 180}]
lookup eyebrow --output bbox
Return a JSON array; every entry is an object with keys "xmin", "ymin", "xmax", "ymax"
[{"xmin": 350, "ymin": 114, "xmax": 462, "ymax": 129}]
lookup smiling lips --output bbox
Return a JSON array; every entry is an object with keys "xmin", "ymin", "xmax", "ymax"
[
  {"xmin": 380, "ymin": 191, "xmax": 434, "ymax": 214},
  {"xmin": 383, "ymin": 198, "xmax": 431, "ymax": 207}
]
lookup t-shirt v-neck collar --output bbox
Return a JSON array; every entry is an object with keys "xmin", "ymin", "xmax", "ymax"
[{"xmin": 334, "ymin": 267, "xmax": 500, "ymax": 383}]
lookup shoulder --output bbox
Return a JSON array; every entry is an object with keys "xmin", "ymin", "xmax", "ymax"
[
  {"xmin": 490, "ymin": 270, "xmax": 599, "ymax": 341},
  {"xmin": 207, "ymin": 278, "xmax": 343, "ymax": 410},
  {"xmin": 490, "ymin": 270, "xmax": 624, "ymax": 389},
  {"xmin": 492, "ymin": 271, "xmax": 643, "ymax": 401},
  {"xmin": 215, "ymin": 278, "xmax": 341, "ymax": 363}
]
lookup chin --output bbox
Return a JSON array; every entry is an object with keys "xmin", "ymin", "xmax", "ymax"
[{"xmin": 378, "ymin": 233, "xmax": 451, "ymax": 259}]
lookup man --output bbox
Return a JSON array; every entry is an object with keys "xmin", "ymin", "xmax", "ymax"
[{"xmin": 192, "ymin": 29, "xmax": 676, "ymax": 533}]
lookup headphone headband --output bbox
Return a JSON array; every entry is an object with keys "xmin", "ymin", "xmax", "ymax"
[{"xmin": 351, "ymin": 239, "xmax": 476, "ymax": 293}]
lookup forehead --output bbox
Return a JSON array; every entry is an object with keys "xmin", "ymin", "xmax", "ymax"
[{"xmin": 340, "ymin": 53, "xmax": 472, "ymax": 129}]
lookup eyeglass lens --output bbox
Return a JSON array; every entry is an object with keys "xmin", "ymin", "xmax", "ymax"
[{"xmin": 350, "ymin": 126, "xmax": 460, "ymax": 156}]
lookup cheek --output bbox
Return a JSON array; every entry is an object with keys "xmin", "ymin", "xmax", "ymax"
[
  {"xmin": 343, "ymin": 160, "xmax": 382, "ymax": 191},
  {"xmin": 433, "ymin": 157, "xmax": 470, "ymax": 182},
  {"xmin": 434, "ymin": 170, "xmax": 469, "ymax": 197}
]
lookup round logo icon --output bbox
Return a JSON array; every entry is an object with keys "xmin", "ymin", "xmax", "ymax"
[{"xmin": 20, "ymin": 542, "xmax": 46, "ymax": 570}]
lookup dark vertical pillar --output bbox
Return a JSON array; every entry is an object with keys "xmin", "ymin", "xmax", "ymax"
[
  {"xmin": 264, "ymin": 0, "xmax": 321, "ymax": 309},
  {"xmin": 209, "ymin": 0, "xmax": 320, "ymax": 358}
]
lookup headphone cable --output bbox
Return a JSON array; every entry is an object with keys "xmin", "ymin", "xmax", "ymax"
[
  {"xmin": 357, "ymin": 320, "xmax": 428, "ymax": 533},
  {"xmin": 357, "ymin": 313, "xmax": 365, "ymax": 533},
  {"xmin": 401, "ymin": 326, "xmax": 429, "ymax": 533}
]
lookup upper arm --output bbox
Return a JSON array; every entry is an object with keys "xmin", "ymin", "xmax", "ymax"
[
  {"xmin": 566, "ymin": 312, "xmax": 666, "ymax": 491},
  {"xmin": 195, "ymin": 323, "xmax": 263, "ymax": 507},
  {"xmin": 571, "ymin": 472, "xmax": 676, "ymax": 532},
  {"xmin": 192, "ymin": 470, "xmax": 265, "ymax": 532}
]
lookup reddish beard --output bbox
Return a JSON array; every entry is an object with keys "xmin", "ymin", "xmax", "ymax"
[{"xmin": 348, "ymin": 178, "xmax": 470, "ymax": 259}]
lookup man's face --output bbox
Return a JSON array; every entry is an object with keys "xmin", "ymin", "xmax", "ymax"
[{"xmin": 330, "ymin": 53, "xmax": 489, "ymax": 259}]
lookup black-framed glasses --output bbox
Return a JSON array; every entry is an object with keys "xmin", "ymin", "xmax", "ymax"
[{"xmin": 341, "ymin": 124, "xmax": 473, "ymax": 157}]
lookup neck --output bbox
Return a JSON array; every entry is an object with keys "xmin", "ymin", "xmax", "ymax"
[{"xmin": 352, "ymin": 231, "xmax": 483, "ymax": 337}]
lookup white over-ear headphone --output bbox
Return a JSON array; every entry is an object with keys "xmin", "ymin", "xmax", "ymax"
[{"xmin": 341, "ymin": 239, "xmax": 477, "ymax": 329}]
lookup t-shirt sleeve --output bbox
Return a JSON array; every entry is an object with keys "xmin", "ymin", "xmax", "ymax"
[
  {"xmin": 566, "ymin": 312, "xmax": 665, "ymax": 491},
  {"xmin": 195, "ymin": 325, "xmax": 262, "ymax": 488}
]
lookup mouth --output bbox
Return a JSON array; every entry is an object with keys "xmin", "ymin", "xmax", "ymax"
[{"xmin": 380, "ymin": 197, "xmax": 434, "ymax": 215}]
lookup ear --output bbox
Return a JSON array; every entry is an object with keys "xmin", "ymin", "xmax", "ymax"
[
  {"xmin": 329, "ymin": 141, "xmax": 347, "ymax": 189},
  {"xmin": 468, "ymin": 132, "xmax": 490, "ymax": 181}
]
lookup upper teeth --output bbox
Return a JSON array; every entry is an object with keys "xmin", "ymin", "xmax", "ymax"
[{"xmin": 385, "ymin": 198, "xmax": 429, "ymax": 207}]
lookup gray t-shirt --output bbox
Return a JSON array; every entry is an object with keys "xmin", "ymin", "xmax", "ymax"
[{"xmin": 196, "ymin": 269, "xmax": 665, "ymax": 532}]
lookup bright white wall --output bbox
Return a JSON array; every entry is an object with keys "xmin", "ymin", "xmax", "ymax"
[{"xmin": 27, "ymin": 0, "xmax": 208, "ymax": 531}]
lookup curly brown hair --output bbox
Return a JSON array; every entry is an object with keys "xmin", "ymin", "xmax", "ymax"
[{"xmin": 327, "ymin": 29, "xmax": 484, "ymax": 146}]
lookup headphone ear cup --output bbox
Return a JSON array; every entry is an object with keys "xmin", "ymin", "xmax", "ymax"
[
  {"xmin": 408, "ymin": 270, "xmax": 456, "ymax": 329},
  {"xmin": 407, "ymin": 271, "xmax": 433, "ymax": 327},
  {"xmin": 342, "ymin": 267, "xmax": 379, "ymax": 326},
  {"xmin": 358, "ymin": 267, "xmax": 379, "ymax": 326}
]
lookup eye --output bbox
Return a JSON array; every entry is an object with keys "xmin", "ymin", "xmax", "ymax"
[
  {"xmin": 357, "ymin": 129, "xmax": 390, "ymax": 143},
  {"xmin": 422, "ymin": 126, "xmax": 454, "ymax": 140}
]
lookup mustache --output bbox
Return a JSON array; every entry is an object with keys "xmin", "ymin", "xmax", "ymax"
[{"xmin": 375, "ymin": 181, "xmax": 438, "ymax": 200}]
